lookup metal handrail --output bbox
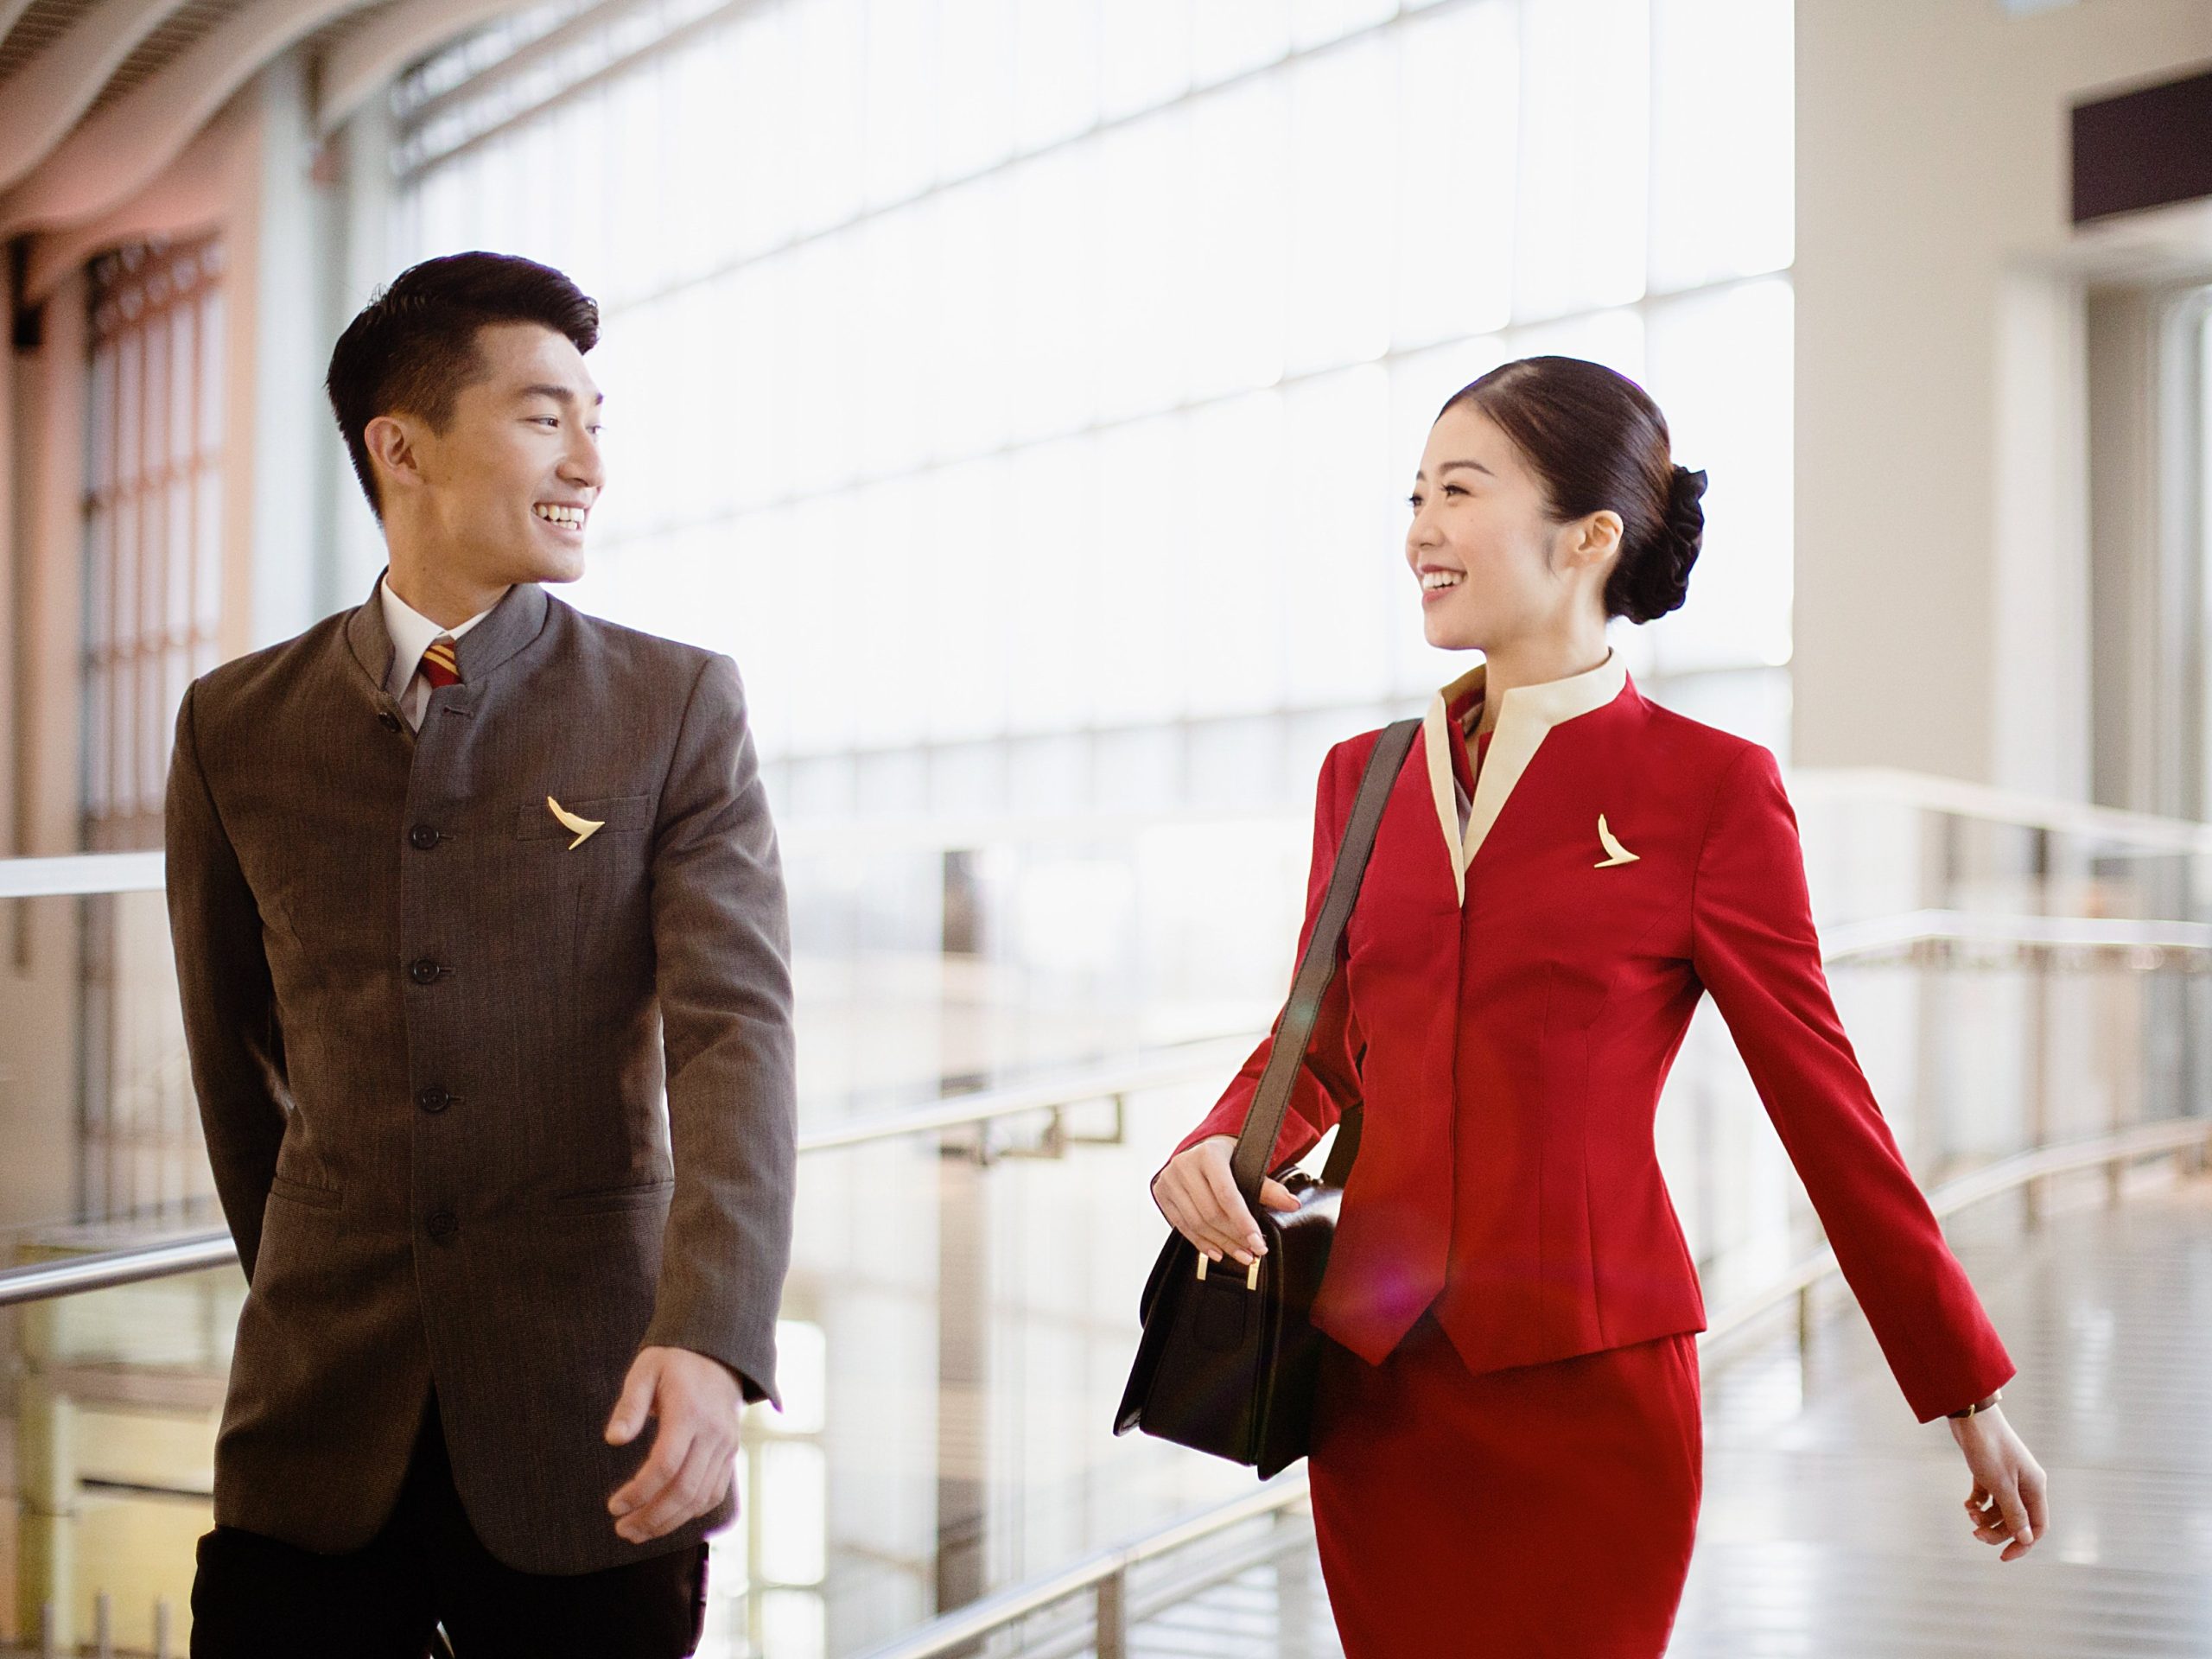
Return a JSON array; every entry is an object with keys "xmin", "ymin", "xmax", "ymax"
[
  {"xmin": 0, "ymin": 908, "xmax": 2202, "ymax": 1311},
  {"xmin": 855, "ymin": 1116, "xmax": 2212, "ymax": 1659},
  {"xmin": 9, "ymin": 760, "xmax": 2212, "ymax": 901}
]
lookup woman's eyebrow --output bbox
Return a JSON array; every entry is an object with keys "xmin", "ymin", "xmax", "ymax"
[{"xmin": 1437, "ymin": 459, "xmax": 1493, "ymax": 477}]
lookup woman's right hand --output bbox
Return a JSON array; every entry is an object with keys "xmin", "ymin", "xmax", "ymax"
[{"xmin": 1150, "ymin": 1135, "xmax": 1300, "ymax": 1268}]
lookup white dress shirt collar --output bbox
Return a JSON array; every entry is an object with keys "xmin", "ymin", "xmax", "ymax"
[{"xmin": 378, "ymin": 571, "xmax": 499, "ymax": 702}]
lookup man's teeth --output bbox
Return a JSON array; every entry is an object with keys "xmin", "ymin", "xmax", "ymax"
[
  {"xmin": 1422, "ymin": 570, "xmax": 1463, "ymax": 589},
  {"xmin": 535, "ymin": 504, "xmax": 585, "ymax": 527}
]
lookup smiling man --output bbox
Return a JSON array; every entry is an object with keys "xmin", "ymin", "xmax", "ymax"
[{"xmin": 163, "ymin": 251, "xmax": 796, "ymax": 1657}]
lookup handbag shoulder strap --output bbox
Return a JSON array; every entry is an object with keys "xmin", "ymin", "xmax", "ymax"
[{"xmin": 1230, "ymin": 717, "xmax": 1421, "ymax": 1206}]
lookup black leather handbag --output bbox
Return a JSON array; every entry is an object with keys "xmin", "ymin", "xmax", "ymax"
[{"xmin": 1113, "ymin": 717, "xmax": 1421, "ymax": 1478}]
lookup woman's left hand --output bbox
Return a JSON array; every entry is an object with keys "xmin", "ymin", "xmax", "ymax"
[{"xmin": 1950, "ymin": 1406, "xmax": 2048, "ymax": 1561}]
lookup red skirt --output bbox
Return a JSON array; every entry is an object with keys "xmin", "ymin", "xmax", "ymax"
[{"xmin": 1307, "ymin": 1313, "xmax": 1703, "ymax": 1658}]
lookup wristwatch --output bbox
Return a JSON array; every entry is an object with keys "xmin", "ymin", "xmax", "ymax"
[{"xmin": 1947, "ymin": 1389, "xmax": 2003, "ymax": 1420}]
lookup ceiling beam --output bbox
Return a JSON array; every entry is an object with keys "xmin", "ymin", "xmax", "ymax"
[
  {"xmin": 315, "ymin": 0, "xmax": 540, "ymax": 137},
  {"xmin": 0, "ymin": 0, "xmax": 183, "ymax": 197},
  {"xmin": 0, "ymin": 0, "xmax": 374, "ymax": 238}
]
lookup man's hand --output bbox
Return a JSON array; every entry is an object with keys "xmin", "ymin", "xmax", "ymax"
[{"xmin": 604, "ymin": 1344, "xmax": 744, "ymax": 1545}]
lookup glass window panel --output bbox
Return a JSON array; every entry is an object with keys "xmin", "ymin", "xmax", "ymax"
[
  {"xmin": 1192, "ymin": 0, "xmax": 1287, "ymax": 88},
  {"xmin": 1182, "ymin": 389, "xmax": 1288, "ymax": 716},
  {"xmin": 791, "ymin": 0, "xmax": 867, "ymax": 234},
  {"xmin": 925, "ymin": 175, "xmax": 1016, "ymax": 460},
  {"xmin": 1290, "ymin": 0, "xmax": 1394, "ymax": 51},
  {"xmin": 194, "ymin": 472, "xmax": 223, "ymax": 634},
  {"xmin": 1094, "ymin": 106, "xmax": 1192, "ymax": 422},
  {"xmin": 1098, "ymin": 0, "xmax": 1191, "ymax": 120},
  {"xmin": 1093, "ymin": 413, "xmax": 1189, "ymax": 724},
  {"xmin": 725, "ymin": 256, "xmax": 794, "ymax": 514},
  {"xmin": 1282, "ymin": 363, "xmax": 1395, "ymax": 705},
  {"xmin": 168, "ymin": 304, "xmax": 195, "ymax": 465},
  {"xmin": 1514, "ymin": 0, "xmax": 1649, "ymax": 321},
  {"xmin": 198, "ymin": 291, "xmax": 225, "ymax": 452},
  {"xmin": 1185, "ymin": 80, "xmax": 1287, "ymax": 403},
  {"xmin": 1649, "ymin": 0, "xmax": 1793, "ymax": 289},
  {"xmin": 117, "ymin": 333, "xmax": 141, "ymax": 484},
  {"xmin": 1006, "ymin": 437, "xmax": 1100, "ymax": 731},
  {"xmin": 759, "ymin": 1440, "xmax": 828, "ymax": 1584},
  {"xmin": 785, "ymin": 233, "xmax": 860, "ymax": 499},
  {"xmin": 1394, "ymin": 1, "xmax": 1518, "ymax": 349},
  {"xmin": 1285, "ymin": 35, "xmax": 1394, "ymax": 376},
  {"xmin": 1008, "ymin": 144, "xmax": 1099, "ymax": 444},
  {"xmin": 854, "ymin": 475, "xmax": 930, "ymax": 745},
  {"xmin": 937, "ymin": 0, "xmax": 1018, "ymax": 180},
  {"xmin": 88, "ymin": 344, "xmax": 115, "ymax": 494},
  {"xmin": 168, "ymin": 479, "xmax": 192, "ymax": 638},
  {"xmin": 864, "ymin": 0, "xmax": 938, "ymax": 207},
  {"xmin": 1014, "ymin": 0, "xmax": 1099, "ymax": 150},
  {"xmin": 855, "ymin": 204, "xmax": 930, "ymax": 480},
  {"xmin": 729, "ymin": 5, "xmax": 797, "ymax": 258},
  {"xmin": 1641, "ymin": 276, "xmax": 1793, "ymax": 671},
  {"xmin": 923, "ymin": 456, "xmax": 1011, "ymax": 741}
]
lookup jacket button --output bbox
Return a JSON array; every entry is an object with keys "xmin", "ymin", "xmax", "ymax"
[
  {"xmin": 426, "ymin": 1211, "xmax": 458, "ymax": 1239},
  {"xmin": 378, "ymin": 711, "xmax": 402, "ymax": 732},
  {"xmin": 416, "ymin": 1086, "xmax": 450, "ymax": 1114},
  {"xmin": 408, "ymin": 957, "xmax": 442, "ymax": 985},
  {"xmin": 409, "ymin": 824, "xmax": 442, "ymax": 851}
]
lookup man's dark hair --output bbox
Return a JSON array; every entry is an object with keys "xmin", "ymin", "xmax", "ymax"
[{"xmin": 325, "ymin": 251, "xmax": 600, "ymax": 523}]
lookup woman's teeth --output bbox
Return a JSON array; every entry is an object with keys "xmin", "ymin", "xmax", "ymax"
[
  {"xmin": 535, "ymin": 504, "xmax": 585, "ymax": 528},
  {"xmin": 1422, "ymin": 571, "xmax": 1463, "ymax": 589}
]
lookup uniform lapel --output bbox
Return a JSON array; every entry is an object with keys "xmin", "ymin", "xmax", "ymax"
[{"xmin": 1420, "ymin": 645, "xmax": 1630, "ymax": 903}]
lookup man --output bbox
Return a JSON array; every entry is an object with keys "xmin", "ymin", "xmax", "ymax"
[{"xmin": 163, "ymin": 251, "xmax": 796, "ymax": 1656}]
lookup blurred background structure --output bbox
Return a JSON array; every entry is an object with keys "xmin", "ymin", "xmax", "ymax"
[{"xmin": 3, "ymin": 0, "xmax": 2212, "ymax": 1653}]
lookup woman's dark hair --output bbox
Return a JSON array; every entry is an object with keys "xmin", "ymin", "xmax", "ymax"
[
  {"xmin": 1437, "ymin": 355, "xmax": 1707, "ymax": 625},
  {"xmin": 325, "ymin": 251, "xmax": 600, "ymax": 522}
]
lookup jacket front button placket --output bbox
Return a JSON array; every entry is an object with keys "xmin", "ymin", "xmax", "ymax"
[{"xmin": 426, "ymin": 1211, "xmax": 459, "ymax": 1240}]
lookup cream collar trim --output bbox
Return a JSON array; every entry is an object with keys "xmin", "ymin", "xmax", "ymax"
[{"xmin": 1421, "ymin": 645, "xmax": 1629, "ymax": 904}]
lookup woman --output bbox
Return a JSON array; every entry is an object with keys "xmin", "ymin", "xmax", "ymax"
[{"xmin": 1149, "ymin": 356, "xmax": 2050, "ymax": 1656}]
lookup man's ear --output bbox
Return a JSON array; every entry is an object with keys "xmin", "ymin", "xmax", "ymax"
[{"xmin": 365, "ymin": 413, "xmax": 423, "ymax": 501}]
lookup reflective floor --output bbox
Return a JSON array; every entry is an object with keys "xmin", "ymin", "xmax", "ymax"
[{"xmin": 1116, "ymin": 1170, "xmax": 2212, "ymax": 1658}]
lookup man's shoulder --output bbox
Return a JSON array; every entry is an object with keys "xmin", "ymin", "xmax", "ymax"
[
  {"xmin": 546, "ymin": 595, "xmax": 725, "ymax": 690},
  {"xmin": 188, "ymin": 610, "xmax": 357, "ymax": 721}
]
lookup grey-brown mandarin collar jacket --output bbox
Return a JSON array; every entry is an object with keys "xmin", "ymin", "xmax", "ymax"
[{"xmin": 163, "ymin": 571, "xmax": 797, "ymax": 1574}]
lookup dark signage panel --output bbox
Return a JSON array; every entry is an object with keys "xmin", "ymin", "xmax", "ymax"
[{"xmin": 2073, "ymin": 63, "xmax": 2212, "ymax": 224}]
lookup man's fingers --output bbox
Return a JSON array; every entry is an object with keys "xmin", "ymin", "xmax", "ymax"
[
  {"xmin": 604, "ymin": 1354, "xmax": 659, "ymax": 1446},
  {"xmin": 609, "ymin": 1420, "xmax": 696, "ymax": 1519},
  {"xmin": 618, "ymin": 1435, "xmax": 732, "ymax": 1543}
]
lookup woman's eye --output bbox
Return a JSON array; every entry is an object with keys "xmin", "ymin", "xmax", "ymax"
[
  {"xmin": 1407, "ymin": 494, "xmax": 1423, "ymax": 509},
  {"xmin": 1443, "ymin": 484, "xmax": 1467, "ymax": 498}
]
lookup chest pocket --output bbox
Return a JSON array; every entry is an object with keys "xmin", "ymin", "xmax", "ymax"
[{"xmin": 513, "ymin": 792, "xmax": 655, "ymax": 844}]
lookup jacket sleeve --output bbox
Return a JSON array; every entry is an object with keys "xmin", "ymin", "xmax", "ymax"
[
  {"xmin": 1692, "ymin": 741, "xmax": 2016, "ymax": 1422},
  {"xmin": 163, "ymin": 681, "xmax": 286, "ymax": 1283},
  {"xmin": 1161, "ymin": 741, "xmax": 1363, "ymax": 1180},
  {"xmin": 643, "ymin": 652, "xmax": 798, "ymax": 1408}
]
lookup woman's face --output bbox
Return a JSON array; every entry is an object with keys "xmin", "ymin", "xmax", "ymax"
[{"xmin": 1404, "ymin": 402, "xmax": 1619, "ymax": 652}]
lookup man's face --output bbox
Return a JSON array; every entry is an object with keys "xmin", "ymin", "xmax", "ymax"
[{"xmin": 372, "ymin": 321, "xmax": 605, "ymax": 587}]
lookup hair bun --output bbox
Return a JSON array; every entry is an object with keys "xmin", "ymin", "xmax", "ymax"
[{"xmin": 1614, "ymin": 463, "xmax": 1706, "ymax": 625}]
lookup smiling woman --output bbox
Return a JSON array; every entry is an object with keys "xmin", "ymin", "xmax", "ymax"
[{"xmin": 1148, "ymin": 357, "xmax": 2046, "ymax": 1657}]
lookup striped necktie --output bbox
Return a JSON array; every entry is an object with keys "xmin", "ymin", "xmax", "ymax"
[{"xmin": 419, "ymin": 634, "xmax": 461, "ymax": 690}]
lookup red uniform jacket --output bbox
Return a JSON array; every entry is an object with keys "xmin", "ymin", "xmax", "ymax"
[{"xmin": 1170, "ymin": 648, "xmax": 2015, "ymax": 1424}]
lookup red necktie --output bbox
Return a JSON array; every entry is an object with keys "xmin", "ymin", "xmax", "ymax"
[{"xmin": 419, "ymin": 634, "xmax": 461, "ymax": 690}]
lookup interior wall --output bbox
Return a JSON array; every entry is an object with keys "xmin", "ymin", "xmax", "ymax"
[{"xmin": 1795, "ymin": 0, "xmax": 2212, "ymax": 793}]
